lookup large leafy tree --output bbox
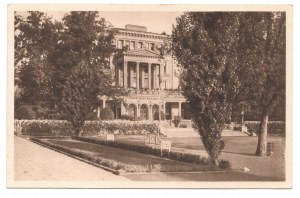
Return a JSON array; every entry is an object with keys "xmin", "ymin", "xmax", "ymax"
[
  {"xmin": 172, "ymin": 12, "xmax": 250, "ymax": 165},
  {"xmin": 55, "ymin": 12, "xmax": 124, "ymax": 135},
  {"xmin": 14, "ymin": 12, "xmax": 61, "ymax": 116},
  {"xmin": 243, "ymin": 12, "xmax": 286, "ymax": 156},
  {"xmin": 15, "ymin": 11, "xmax": 125, "ymax": 126},
  {"xmin": 171, "ymin": 11, "xmax": 286, "ymax": 162}
]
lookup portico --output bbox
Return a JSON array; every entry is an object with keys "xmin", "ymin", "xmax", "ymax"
[{"xmin": 115, "ymin": 49, "xmax": 163, "ymax": 90}]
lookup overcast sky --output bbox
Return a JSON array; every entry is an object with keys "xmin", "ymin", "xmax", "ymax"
[{"xmin": 19, "ymin": 11, "xmax": 183, "ymax": 35}]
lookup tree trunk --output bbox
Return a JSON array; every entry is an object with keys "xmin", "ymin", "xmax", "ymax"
[
  {"xmin": 256, "ymin": 111, "xmax": 269, "ymax": 156},
  {"xmin": 212, "ymin": 158, "xmax": 219, "ymax": 167}
]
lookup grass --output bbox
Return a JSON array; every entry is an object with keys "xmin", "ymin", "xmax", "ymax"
[{"xmin": 33, "ymin": 138, "xmax": 220, "ymax": 173}]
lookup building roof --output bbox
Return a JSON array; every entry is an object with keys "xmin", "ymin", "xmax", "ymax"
[{"xmin": 111, "ymin": 27, "xmax": 168, "ymax": 40}]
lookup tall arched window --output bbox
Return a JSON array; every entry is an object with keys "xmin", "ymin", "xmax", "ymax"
[
  {"xmin": 140, "ymin": 104, "xmax": 148, "ymax": 120},
  {"xmin": 152, "ymin": 104, "xmax": 159, "ymax": 120},
  {"xmin": 128, "ymin": 104, "xmax": 136, "ymax": 117}
]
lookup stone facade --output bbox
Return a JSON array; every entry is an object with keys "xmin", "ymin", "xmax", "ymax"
[{"xmin": 99, "ymin": 24, "xmax": 192, "ymax": 120}]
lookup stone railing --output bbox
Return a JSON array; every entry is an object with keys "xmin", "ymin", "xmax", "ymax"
[{"xmin": 127, "ymin": 89, "xmax": 183, "ymax": 98}]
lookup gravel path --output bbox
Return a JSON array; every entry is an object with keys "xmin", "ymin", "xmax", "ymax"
[{"xmin": 14, "ymin": 136, "xmax": 129, "ymax": 181}]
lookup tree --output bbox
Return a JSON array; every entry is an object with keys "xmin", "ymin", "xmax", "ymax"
[
  {"xmin": 171, "ymin": 12, "xmax": 252, "ymax": 165},
  {"xmin": 14, "ymin": 12, "xmax": 61, "ymax": 111},
  {"xmin": 242, "ymin": 13, "xmax": 286, "ymax": 156},
  {"xmin": 57, "ymin": 12, "xmax": 124, "ymax": 136},
  {"xmin": 170, "ymin": 12, "xmax": 286, "ymax": 161}
]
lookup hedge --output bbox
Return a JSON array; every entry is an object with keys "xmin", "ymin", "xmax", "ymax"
[
  {"xmin": 244, "ymin": 121, "xmax": 285, "ymax": 136},
  {"xmin": 14, "ymin": 120, "xmax": 160, "ymax": 137},
  {"xmin": 15, "ymin": 120, "xmax": 74, "ymax": 136},
  {"xmin": 30, "ymin": 138, "xmax": 225, "ymax": 173},
  {"xmin": 74, "ymin": 136, "xmax": 211, "ymax": 165}
]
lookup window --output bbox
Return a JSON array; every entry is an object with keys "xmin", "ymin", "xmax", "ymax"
[
  {"xmin": 125, "ymin": 40, "xmax": 130, "ymax": 49},
  {"xmin": 137, "ymin": 42, "xmax": 142, "ymax": 49},
  {"xmin": 130, "ymin": 41, "xmax": 135, "ymax": 50},
  {"xmin": 150, "ymin": 43, "xmax": 155, "ymax": 51},
  {"xmin": 118, "ymin": 40, "xmax": 123, "ymax": 49}
]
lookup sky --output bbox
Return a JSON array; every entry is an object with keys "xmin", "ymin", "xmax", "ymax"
[{"xmin": 19, "ymin": 11, "xmax": 183, "ymax": 35}]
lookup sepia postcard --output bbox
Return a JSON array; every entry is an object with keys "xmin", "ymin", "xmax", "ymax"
[{"xmin": 7, "ymin": 4, "xmax": 293, "ymax": 188}]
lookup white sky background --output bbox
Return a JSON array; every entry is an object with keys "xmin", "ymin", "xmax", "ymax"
[{"xmin": 18, "ymin": 11, "xmax": 182, "ymax": 34}]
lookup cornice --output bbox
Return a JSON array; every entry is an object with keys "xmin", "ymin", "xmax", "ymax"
[{"xmin": 116, "ymin": 30, "xmax": 167, "ymax": 40}]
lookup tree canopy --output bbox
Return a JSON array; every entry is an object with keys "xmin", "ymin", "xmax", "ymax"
[
  {"xmin": 171, "ymin": 12, "xmax": 286, "ymax": 160},
  {"xmin": 14, "ymin": 11, "xmax": 125, "ymax": 127}
]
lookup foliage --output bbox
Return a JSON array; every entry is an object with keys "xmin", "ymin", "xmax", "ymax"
[
  {"xmin": 170, "ymin": 12, "xmax": 254, "ymax": 165},
  {"xmin": 15, "ymin": 105, "xmax": 36, "ymax": 120},
  {"xmin": 120, "ymin": 114, "xmax": 133, "ymax": 120},
  {"xmin": 15, "ymin": 120, "xmax": 161, "ymax": 137},
  {"xmin": 15, "ymin": 11, "xmax": 126, "ymax": 123},
  {"xmin": 15, "ymin": 12, "xmax": 61, "ymax": 113},
  {"xmin": 74, "ymin": 136, "xmax": 213, "ymax": 166},
  {"xmin": 218, "ymin": 160, "xmax": 232, "ymax": 169},
  {"xmin": 56, "ymin": 12, "xmax": 125, "ymax": 135},
  {"xmin": 15, "ymin": 120, "xmax": 74, "ymax": 136},
  {"xmin": 170, "ymin": 12, "xmax": 286, "ymax": 161},
  {"xmin": 179, "ymin": 124, "xmax": 188, "ymax": 128},
  {"xmin": 153, "ymin": 111, "xmax": 165, "ymax": 121},
  {"xmin": 173, "ymin": 116, "xmax": 182, "ymax": 127},
  {"xmin": 244, "ymin": 121, "xmax": 285, "ymax": 136},
  {"xmin": 100, "ymin": 107, "xmax": 114, "ymax": 120},
  {"xmin": 31, "ymin": 138, "xmax": 219, "ymax": 173},
  {"xmin": 81, "ymin": 120, "xmax": 160, "ymax": 136}
]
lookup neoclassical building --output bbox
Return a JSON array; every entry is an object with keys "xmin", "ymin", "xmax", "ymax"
[{"xmin": 101, "ymin": 24, "xmax": 191, "ymax": 121}]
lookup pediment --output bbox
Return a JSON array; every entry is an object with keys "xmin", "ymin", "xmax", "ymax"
[{"xmin": 124, "ymin": 49, "xmax": 160, "ymax": 57}]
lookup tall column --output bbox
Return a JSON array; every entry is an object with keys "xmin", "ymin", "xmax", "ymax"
[
  {"xmin": 148, "ymin": 105, "xmax": 152, "ymax": 120},
  {"xmin": 162, "ymin": 101, "xmax": 166, "ymax": 115},
  {"xmin": 148, "ymin": 63, "xmax": 151, "ymax": 90},
  {"xmin": 153, "ymin": 65, "xmax": 157, "ymax": 89},
  {"xmin": 178, "ymin": 102, "xmax": 182, "ymax": 117},
  {"xmin": 141, "ymin": 65, "xmax": 144, "ymax": 89},
  {"xmin": 137, "ymin": 104, "xmax": 140, "ymax": 118},
  {"xmin": 129, "ymin": 64, "xmax": 134, "ymax": 88},
  {"xmin": 136, "ymin": 62, "xmax": 140, "ymax": 89},
  {"xmin": 123, "ymin": 61, "xmax": 128, "ymax": 88},
  {"xmin": 159, "ymin": 64, "xmax": 163, "ymax": 90}
]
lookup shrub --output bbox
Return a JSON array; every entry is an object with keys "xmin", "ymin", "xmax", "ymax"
[
  {"xmin": 15, "ymin": 120, "xmax": 160, "ymax": 137},
  {"xmin": 100, "ymin": 108, "xmax": 114, "ymax": 120},
  {"xmin": 244, "ymin": 121, "xmax": 285, "ymax": 136},
  {"xmin": 218, "ymin": 160, "xmax": 231, "ymax": 169},
  {"xmin": 179, "ymin": 124, "xmax": 188, "ymax": 128},
  {"xmin": 74, "ymin": 136, "xmax": 211, "ymax": 165},
  {"xmin": 153, "ymin": 111, "xmax": 165, "ymax": 121},
  {"xmin": 15, "ymin": 120, "xmax": 74, "ymax": 136},
  {"xmin": 15, "ymin": 105, "xmax": 36, "ymax": 120},
  {"xmin": 120, "ymin": 114, "xmax": 133, "ymax": 120},
  {"xmin": 81, "ymin": 120, "xmax": 159, "ymax": 136},
  {"xmin": 173, "ymin": 116, "xmax": 182, "ymax": 127}
]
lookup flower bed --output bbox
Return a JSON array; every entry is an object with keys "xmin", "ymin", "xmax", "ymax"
[
  {"xmin": 244, "ymin": 121, "xmax": 285, "ymax": 136},
  {"xmin": 14, "ymin": 120, "xmax": 75, "ymax": 136},
  {"xmin": 14, "ymin": 120, "xmax": 160, "ymax": 137},
  {"xmin": 73, "ymin": 136, "xmax": 230, "ymax": 168},
  {"xmin": 30, "ymin": 138, "xmax": 222, "ymax": 173},
  {"xmin": 81, "ymin": 120, "xmax": 159, "ymax": 136}
]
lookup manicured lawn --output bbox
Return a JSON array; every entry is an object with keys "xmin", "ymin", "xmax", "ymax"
[
  {"xmin": 112, "ymin": 135, "xmax": 285, "ymax": 180},
  {"xmin": 44, "ymin": 139, "xmax": 214, "ymax": 172},
  {"xmin": 114, "ymin": 135, "xmax": 284, "ymax": 156}
]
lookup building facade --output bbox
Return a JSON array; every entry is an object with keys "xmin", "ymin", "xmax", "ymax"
[{"xmin": 101, "ymin": 24, "xmax": 191, "ymax": 121}]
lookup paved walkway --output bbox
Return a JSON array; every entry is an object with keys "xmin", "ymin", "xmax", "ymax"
[{"xmin": 14, "ymin": 136, "xmax": 129, "ymax": 181}]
